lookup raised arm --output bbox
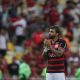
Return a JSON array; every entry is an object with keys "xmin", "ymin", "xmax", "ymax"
[{"xmin": 42, "ymin": 39, "xmax": 51, "ymax": 59}]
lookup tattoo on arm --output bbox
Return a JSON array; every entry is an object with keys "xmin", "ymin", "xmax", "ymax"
[{"xmin": 49, "ymin": 45, "xmax": 64, "ymax": 57}]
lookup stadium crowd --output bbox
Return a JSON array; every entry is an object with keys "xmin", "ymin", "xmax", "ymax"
[{"xmin": 0, "ymin": 0, "xmax": 80, "ymax": 80}]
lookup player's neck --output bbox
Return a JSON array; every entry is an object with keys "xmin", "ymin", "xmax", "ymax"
[{"xmin": 52, "ymin": 37, "xmax": 59, "ymax": 44}]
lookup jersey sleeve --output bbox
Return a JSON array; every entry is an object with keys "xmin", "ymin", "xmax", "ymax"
[{"xmin": 59, "ymin": 40, "xmax": 66, "ymax": 49}]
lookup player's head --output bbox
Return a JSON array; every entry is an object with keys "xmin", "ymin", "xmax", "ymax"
[{"xmin": 49, "ymin": 25, "xmax": 62, "ymax": 39}]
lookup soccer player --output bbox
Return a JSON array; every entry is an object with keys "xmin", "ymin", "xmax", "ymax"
[{"xmin": 43, "ymin": 25, "xmax": 66, "ymax": 80}]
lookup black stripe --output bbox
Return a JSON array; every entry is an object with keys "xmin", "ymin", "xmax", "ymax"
[
  {"xmin": 47, "ymin": 66, "xmax": 64, "ymax": 70},
  {"xmin": 48, "ymin": 56, "xmax": 64, "ymax": 59},
  {"xmin": 48, "ymin": 60, "xmax": 64, "ymax": 64},
  {"xmin": 47, "ymin": 71, "xmax": 64, "ymax": 73}
]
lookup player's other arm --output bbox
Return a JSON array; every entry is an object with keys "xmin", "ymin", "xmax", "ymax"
[
  {"xmin": 42, "ymin": 39, "xmax": 50, "ymax": 59},
  {"xmin": 49, "ymin": 40, "xmax": 66, "ymax": 57},
  {"xmin": 42, "ymin": 47, "xmax": 48, "ymax": 60}
]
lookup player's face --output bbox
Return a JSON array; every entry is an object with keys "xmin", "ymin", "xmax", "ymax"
[{"xmin": 49, "ymin": 29, "xmax": 57, "ymax": 39}]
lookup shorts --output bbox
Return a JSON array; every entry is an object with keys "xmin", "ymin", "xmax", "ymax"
[{"xmin": 46, "ymin": 73, "xmax": 65, "ymax": 80}]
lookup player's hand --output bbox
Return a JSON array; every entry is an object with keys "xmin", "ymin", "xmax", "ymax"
[{"xmin": 44, "ymin": 39, "xmax": 51, "ymax": 47}]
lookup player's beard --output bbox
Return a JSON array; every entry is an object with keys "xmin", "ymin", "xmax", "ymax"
[{"xmin": 49, "ymin": 35, "xmax": 56, "ymax": 39}]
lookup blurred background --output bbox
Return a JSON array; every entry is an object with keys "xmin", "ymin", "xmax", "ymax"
[{"xmin": 0, "ymin": 0, "xmax": 80, "ymax": 80}]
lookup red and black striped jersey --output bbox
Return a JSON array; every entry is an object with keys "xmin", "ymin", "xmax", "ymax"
[{"xmin": 46, "ymin": 39, "xmax": 66, "ymax": 73}]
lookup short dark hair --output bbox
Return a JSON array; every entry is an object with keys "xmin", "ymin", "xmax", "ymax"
[{"xmin": 50, "ymin": 25, "xmax": 62, "ymax": 35}]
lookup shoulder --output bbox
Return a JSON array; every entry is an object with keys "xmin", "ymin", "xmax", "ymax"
[
  {"xmin": 59, "ymin": 39, "xmax": 66, "ymax": 44},
  {"xmin": 58, "ymin": 39, "xmax": 66, "ymax": 48}
]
